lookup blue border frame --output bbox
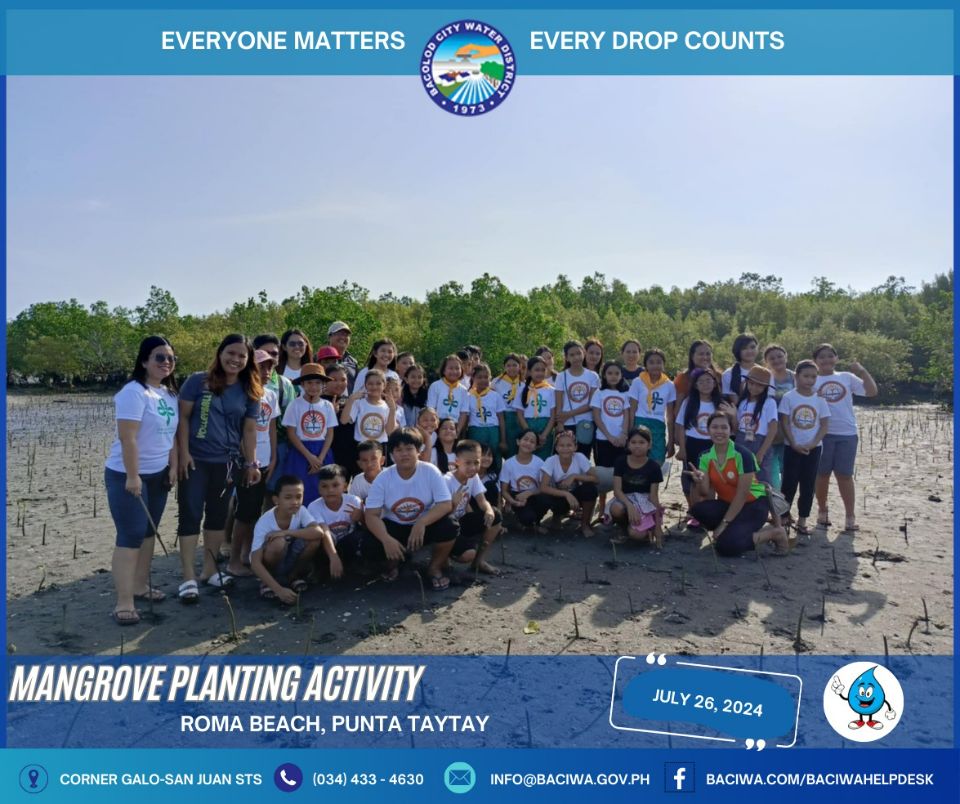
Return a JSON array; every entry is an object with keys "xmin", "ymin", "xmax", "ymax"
[{"xmin": 0, "ymin": 0, "xmax": 957, "ymax": 779}]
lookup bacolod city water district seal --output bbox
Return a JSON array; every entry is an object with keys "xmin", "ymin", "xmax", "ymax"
[{"xmin": 420, "ymin": 20, "xmax": 516, "ymax": 116}]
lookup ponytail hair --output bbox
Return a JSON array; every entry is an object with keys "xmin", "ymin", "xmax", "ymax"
[
  {"xmin": 729, "ymin": 333, "xmax": 759, "ymax": 396},
  {"xmin": 521, "ymin": 356, "xmax": 547, "ymax": 408}
]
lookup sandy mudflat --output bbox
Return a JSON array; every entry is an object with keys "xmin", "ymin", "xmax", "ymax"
[{"xmin": 4, "ymin": 394, "xmax": 953, "ymax": 658}]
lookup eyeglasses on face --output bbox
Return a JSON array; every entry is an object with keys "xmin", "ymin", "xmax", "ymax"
[
  {"xmin": 287, "ymin": 341, "xmax": 306, "ymax": 348},
  {"xmin": 153, "ymin": 354, "xmax": 177, "ymax": 364}
]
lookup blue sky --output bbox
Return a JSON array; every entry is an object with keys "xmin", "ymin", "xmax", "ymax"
[{"xmin": 6, "ymin": 75, "xmax": 951, "ymax": 316}]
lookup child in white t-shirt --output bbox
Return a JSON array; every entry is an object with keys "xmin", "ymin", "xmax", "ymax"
[
  {"xmin": 445, "ymin": 440, "xmax": 502, "ymax": 574},
  {"xmin": 779, "ymin": 359, "xmax": 832, "ymax": 535},
  {"xmin": 733, "ymin": 365, "xmax": 779, "ymax": 483},
  {"xmin": 426, "ymin": 355, "xmax": 470, "ymax": 432},
  {"xmin": 307, "ymin": 464, "xmax": 366, "ymax": 575},
  {"xmin": 281, "ymin": 363, "xmax": 337, "ymax": 507},
  {"xmin": 348, "ymin": 440, "xmax": 384, "ymax": 501},
  {"xmin": 362, "ymin": 427, "xmax": 458, "ymax": 590},
  {"xmin": 539, "ymin": 430, "xmax": 599, "ymax": 537},
  {"xmin": 340, "ymin": 368, "xmax": 397, "ymax": 445},
  {"xmin": 500, "ymin": 429, "xmax": 549, "ymax": 530},
  {"xmin": 251, "ymin": 476, "xmax": 335, "ymax": 604}
]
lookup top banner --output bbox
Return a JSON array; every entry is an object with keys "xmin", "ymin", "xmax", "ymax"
[{"xmin": 4, "ymin": 9, "xmax": 955, "ymax": 75}]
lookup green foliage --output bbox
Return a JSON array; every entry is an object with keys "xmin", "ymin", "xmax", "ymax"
[
  {"xmin": 480, "ymin": 61, "xmax": 504, "ymax": 83},
  {"xmin": 7, "ymin": 272, "xmax": 953, "ymax": 394}
]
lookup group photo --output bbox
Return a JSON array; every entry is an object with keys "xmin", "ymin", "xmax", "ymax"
[{"xmin": 5, "ymin": 74, "xmax": 953, "ymax": 659}]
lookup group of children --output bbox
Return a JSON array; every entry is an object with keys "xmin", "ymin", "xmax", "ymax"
[{"xmin": 237, "ymin": 333, "xmax": 877, "ymax": 601}]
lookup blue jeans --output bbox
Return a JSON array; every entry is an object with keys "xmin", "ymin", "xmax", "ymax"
[{"xmin": 104, "ymin": 467, "xmax": 170, "ymax": 549}]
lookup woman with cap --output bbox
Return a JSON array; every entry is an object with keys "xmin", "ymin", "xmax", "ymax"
[
  {"xmin": 227, "ymin": 348, "xmax": 281, "ymax": 576},
  {"xmin": 327, "ymin": 321, "xmax": 358, "ymax": 391},
  {"xmin": 688, "ymin": 412, "xmax": 790, "ymax": 557},
  {"xmin": 733, "ymin": 365, "xmax": 779, "ymax": 483},
  {"xmin": 104, "ymin": 336, "xmax": 179, "ymax": 624},
  {"xmin": 280, "ymin": 363, "xmax": 338, "ymax": 507},
  {"xmin": 811, "ymin": 343, "xmax": 878, "ymax": 532},
  {"xmin": 176, "ymin": 334, "xmax": 262, "ymax": 602}
]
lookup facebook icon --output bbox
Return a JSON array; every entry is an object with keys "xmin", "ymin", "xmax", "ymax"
[{"xmin": 664, "ymin": 762, "xmax": 695, "ymax": 793}]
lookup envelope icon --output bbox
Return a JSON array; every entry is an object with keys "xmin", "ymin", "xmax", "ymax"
[{"xmin": 448, "ymin": 769, "xmax": 473, "ymax": 786}]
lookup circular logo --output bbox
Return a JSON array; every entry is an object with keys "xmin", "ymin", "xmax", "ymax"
[
  {"xmin": 19, "ymin": 765, "xmax": 49, "ymax": 794},
  {"xmin": 792, "ymin": 404, "xmax": 817, "ymax": 430},
  {"xmin": 359, "ymin": 412, "xmax": 385, "ymax": 439},
  {"xmin": 421, "ymin": 20, "xmax": 516, "ymax": 116},
  {"xmin": 823, "ymin": 662, "xmax": 903, "ymax": 742},
  {"xmin": 444, "ymin": 761, "xmax": 477, "ymax": 794},
  {"xmin": 274, "ymin": 763, "xmax": 303, "ymax": 792},
  {"xmin": 256, "ymin": 401, "xmax": 273, "ymax": 432},
  {"xmin": 301, "ymin": 408, "xmax": 327, "ymax": 438},
  {"xmin": 739, "ymin": 414, "xmax": 756, "ymax": 432},
  {"xmin": 391, "ymin": 496, "xmax": 426, "ymax": 522},
  {"xmin": 567, "ymin": 381, "xmax": 590, "ymax": 403},
  {"xmin": 818, "ymin": 380, "xmax": 847, "ymax": 404},
  {"xmin": 603, "ymin": 396, "xmax": 624, "ymax": 416},
  {"xmin": 695, "ymin": 412, "xmax": 710, "ymax": 436},
  {"xmin": 517, "ymin": 474, "xmax": 538, "ymax": 490}
]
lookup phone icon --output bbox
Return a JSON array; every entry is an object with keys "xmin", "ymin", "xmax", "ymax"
[{"xmin": 273, "ymin": 763, "xmax": 303, "ymax": 792}]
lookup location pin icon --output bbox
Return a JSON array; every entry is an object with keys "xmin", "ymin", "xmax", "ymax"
[{"xmin": 28, "ymin": 770, "xmax": 39, "ymax": 788}]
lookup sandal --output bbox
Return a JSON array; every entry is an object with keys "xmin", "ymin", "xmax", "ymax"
[
  {"xmin": 428, "ymin": 574, "xmax": 450, "ymax": 591},
  {"xmin": 202, "ymin": 572, "xmax": 235, "ymax": 589},
  {"xmin": 259, "ymin": 584, "xmax": 277, "ymax": 600},
  {"xmin": 111, "ymin": 609, "xmax": 141, "ymax": 626},
  {"xmin": 380, "ymin": 567, "xmax": 400, "ymax": 583},
  {"xmin": 290, "ymin": 579, "xmax": 309, "ymax": 594},
  {"xmin": 134, "ymin": 587, "xmax": 166, "ymax": 603},
  {"xmin": 817, "ymin": 510, "xmax": 832, "ymax": 527},
  {"xmin": 178, "ymin": 580, "xmax": 199, "ymax": 605},
  {"xmin": 844, "ymin": 519, "xmax": 861, "ymax": 532}
]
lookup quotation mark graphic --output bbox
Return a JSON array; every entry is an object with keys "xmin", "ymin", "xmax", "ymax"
[
  {"xmin": 744, "ymin": 738, "xmax": 766, "ymax": 751},
  {"xmin": 646, "ymin": 652, "xmax": 667, "ymax": 665}
]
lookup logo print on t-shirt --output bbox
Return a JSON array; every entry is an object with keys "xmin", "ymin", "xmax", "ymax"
[
  {"xmin": 517, "ymin": 475, "xmax": 537, "ymax": 490},
  {"xmin": 301, "ymin": 409, "xmax": 327, "ymax": 439},
  {"xmin": 256, "ymin": 401, "xmax": 273, "ymax": 432},
  {"xmin": 695, "ymin": 412, "xmax": 711, "ymax": 436},
  {"xmin": 391, "ymin": 497, "xmax": 426, "ymax": 522},
  {"xmin": 359, "ymin": 412, "xmax": 385, "ymax": 439},
  {"xmin": 603, "ymin": 396, "xmax": 624, "ymax": 417},
  {"xmin": 441, "ymin": 397, "xmax": 460, "ymax": 415},
  {"xmin": 328, "ymin": 519, "xmax": 351, "ymax": 540},
  {"xmin": 532, "ymin": 392, "xmax": 548, "ymax": 416},
  {"xmin": 157, "ymin": 398, "xmax": 175, "ymax": 425},
  {"xmin": 650, "ymin": 390, "xmax": 664, "ymax": 412},
  {"xmin": 567, "ymin": 381, "xmax": 589, "ymax": 404},
  {"xmin": 818, "ymin": 381, "xmax": 847, "ymax": 404},
  {"xmin": 792, "ymin": 404, "xmax": 818, "ymax": 430}
]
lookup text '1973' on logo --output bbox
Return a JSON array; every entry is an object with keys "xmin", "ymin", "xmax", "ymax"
[{"xmin": 421, "ymin": 20, "xmax": 515, "ymax": 116}]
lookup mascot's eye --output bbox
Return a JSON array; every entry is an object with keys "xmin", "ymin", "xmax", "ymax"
[
  {"xmin": 858, "ymin": 686, "xmax": 866, "ymax": 697},
  {"xmin": 865, "ymin": 685, "xmax": 874, "ymax": 697}
]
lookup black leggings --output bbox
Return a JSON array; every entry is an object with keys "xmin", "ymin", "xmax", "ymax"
[
  {"xmin": 681, "ymin": 436, "xmax": 713, "ymax": 497},
  {"xmin": 781, "ymin": 445, "xmax": 822, "ymax": 518},
  {"xmin": 513, "ymin": 484, "xmax": 598, "ymax": 526}
]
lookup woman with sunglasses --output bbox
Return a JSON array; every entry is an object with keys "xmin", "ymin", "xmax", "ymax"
[
  {"xmin": 104, "ymin": 336, "xmax": 180, "ymax": 625},
  {"xmin": 278, "ymin": 328, "xmax": 312, "ymax": 385}
]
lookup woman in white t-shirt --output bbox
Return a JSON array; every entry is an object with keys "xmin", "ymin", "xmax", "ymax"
[
  {"xmin": 104, "ymin": 336, "xmax": 179, "ymax": 626},
  {"xmin": 811, "ymin": 343, "xmax": 878, "ymax": 532},
  {"xmin": 278, "ymin": 328, "xmax": 312, "ymax": 386}
]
